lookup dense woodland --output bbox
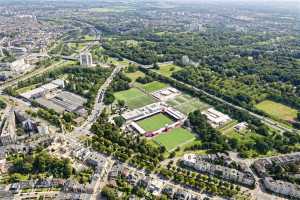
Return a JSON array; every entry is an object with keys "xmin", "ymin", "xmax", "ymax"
[{"xmin": 9, "ymin": 151, "xmax": 72, "ymax": 182}]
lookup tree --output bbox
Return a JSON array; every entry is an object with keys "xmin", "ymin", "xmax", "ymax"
[
  {"xmin": 117, "ymin": 100, "xmax": 125, "ymax": 108},
  {"xmin": 153, "ymin": 62, "xmax": 159, "ymax": 70},
  {"xmin": 101, "ymin": 186, "xmax": 118, "ymax": 200}
]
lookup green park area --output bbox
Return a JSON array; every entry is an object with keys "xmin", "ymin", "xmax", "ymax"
[
  {"xmin": 255, "ymin": 100, "xmax": 297, "ymax": 121},
  {"xmin": 137, "ymin": 113, "xmax": 174, "ymax": 132},
  {"xmin": 114, "ymin": 88, "xmax": 156, "ymax": 109},
  {"xmin": 167, "ymin": 94, "xmax": 211, "ymax": 115},
  {"xmin": 153, "ymin": 128, "xmax": 196, "ymax": 151},
  {"xmin": 141, "ymin": 81, "xmax": 169, "ymax": 93},
  {"xmin": 154, "ymin": 63, "xmax": 182, "ymax": 77},
  {"xmin": 125, "ymin": 71, "xmax": 145, "ymax": 82}
]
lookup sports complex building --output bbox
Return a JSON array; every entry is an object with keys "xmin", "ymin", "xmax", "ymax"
[{"xmin": 122, "ymin": 102, "xmax": 187, "ymax": 137}]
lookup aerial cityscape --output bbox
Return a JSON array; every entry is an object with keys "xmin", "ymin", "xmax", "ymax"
[{"xmin": 0, "ymin": 0, "xmax": 300, "ymax": 199}]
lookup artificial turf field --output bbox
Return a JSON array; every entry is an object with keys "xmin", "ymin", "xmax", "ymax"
[
  {"xmin": 137, "ymin": 113, "xmax": 174, "ymax": 132},
  {"xmin": 255, "ymin": 100, "xmax": 297, "ymax": 121},
  {"xmin": 141, "ymin": 81, "xmax": 168, "ymax": 93},
  {"xmin": 153, "ymin": 128, "xmax": 196, "ymax": 151},
  {"xmin": 114, "ymin": 88, "xmax": 156, "ymax": 109}
]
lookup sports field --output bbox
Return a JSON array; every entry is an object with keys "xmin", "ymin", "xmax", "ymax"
[
  {"xmin": 167, "ymin": 94, "xmax": 211, "ymax": 115},
  {"xmin": 125, "ymin": 71, "xmax": 145, "ymax": 82},
  {"xmin": 114, "ymin": 88, "xmax": 156, "ymax": 109},
  {"xmin": 153, "ymin": 128, "xmax": 196, "ymax": 151},
  {"xmin": 141, "ymin": 81, "xmax": 168, "ymax": 93},
  {"xmin": 137, "ymin": 113, "xmax": 174, "ymax": 132},
  {"xmin": 255, "ymin": 100, "xmax": 297, "ymax": 121},
  {"xmin": 154, "ymin": 63, "xmax": 181, "ymax": 77}
]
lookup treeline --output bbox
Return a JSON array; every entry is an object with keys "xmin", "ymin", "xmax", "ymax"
[
  {"xmin": 11, "ymin": 151, "xmax": 72, "ymax": 180},
  {"xmin": 63, "ymin": 67, "xmax": 112, "ymax": 109},
  {"xmin": 104, "ymin": 72, "xmax": 131, "ymax": 105},
  {"xmin": 159, "ymin": 166, "xmax": 241, "ymax": 198}
]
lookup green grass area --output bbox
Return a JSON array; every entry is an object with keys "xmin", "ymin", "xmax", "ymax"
[
  {"xmin": 114, "ymin": 88, "xmax": 156, "ymax": 109},
  {"xmin": 141, "ymin": 81, "xmax": 169, "ymax": 93},
  {"xmin": 125, "ymin": 71, "xmax": 145, "ymax": 82},
  {"xmin": 167, "ymin": 94, "xmax": 211, "ymax": 115},
  {"xmin": 154, "ymin": 63, "xmax": 182, "ymax": 77},
  {"xmin": 83, "ymin": 35, "xmax": 96, "ymax": 40},
  {"xmin": 137, "ymin": 113, "xmax": 174, "ymax": 132},
  {"xmin": 16, "ymin": 84, "xmax": 40, "ymax": 94},
  {"xmin": 68, "ymin": 43, "xmax": 85, "ymax": 51},
  {"xmin": 153, "ymin": 128, "xmax": 196, "ymax": 151},
  {"xmin": 121, "ymin": 40, "xmax": 139, "ymax": 47},
  {"xmin": 255, "ymin": 100, "xmax": 297, "ymax": 121}
]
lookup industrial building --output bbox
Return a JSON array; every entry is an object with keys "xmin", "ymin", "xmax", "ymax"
[{"xmin": 19, "ymin": 79, "xmax": 87, "ymax": 116}]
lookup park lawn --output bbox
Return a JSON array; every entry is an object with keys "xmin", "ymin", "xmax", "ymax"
[
  {"xmin": 255, "ymin": 100, "xmax": 297, "ymax": 121},
  {"xmin": 125, "ymin": 71, "xmax": 145, "ymax": 82},
  {"xmin": 141, "ymin": 81, "xmax": 168, "ymax": 93},
  {"xmin": 137, "ymin": 113, "xmax": 174, "ymax": 132},
  {"xmin": 153, "ymin": 128, "xmax": 196, "ymax": 151},
  {"xmin": 83, "ymin": 35, "xmax": 96, "ymax": 40},
  {"xmin": 154, "ymin": 63, "xmax": 181, "ymax": 77},
  {"xmin": 114, "ymin": 88, "xmax": 156, "ymax": 109}
]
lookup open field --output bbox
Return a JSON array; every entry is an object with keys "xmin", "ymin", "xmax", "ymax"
[
  {"xmin": 167, "ymin": 94, "xmax": 211, "ymax": 115},
  {"xmin": 83, "ymin": 35, "xmax": 96, "ymax": 40},
  {"xmin": 153, "ymin": 128, "xmax": 196, "ymax": 151},
  {"xmin": 137, "ymin": 113, "xmax": 174, "ymax": 132},
  {"xmin": 125, "ymin": 71, "xmax": 145, "ymax": 82},
  {"xmin": 114, "ymin": 88, "xmax": 156, "ymax": 109},
  {"xmin": 255, "ymin": 100, "xmax": 297, "ymax": 121},
  {"xmin": 141, "ymin": 81, "xmax": 168, "ymax": 93},
  {"xmin": 154, "ymin": 63, "xmax": 182, "ymax": 77}
]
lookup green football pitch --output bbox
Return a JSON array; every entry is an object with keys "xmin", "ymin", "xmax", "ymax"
[
  {"xmin": 153, "ymin": 128, "xmax": 196, "ymax": 151},
  {"xmin": 137, "ymin": 113, "xmax": 174, "ymax": 132},
  {"xmin": 114, "ymin": 88, "xmax": 156, "ymax": 109}
]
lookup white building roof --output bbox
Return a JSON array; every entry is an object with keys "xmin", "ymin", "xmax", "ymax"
[
  {"xmin": 20, "ymin": 87, "xmax": 45, "ymax": 99},
  {"xmin": 41, "ymin": 83, "xmax": 59, "ymax": 91}
]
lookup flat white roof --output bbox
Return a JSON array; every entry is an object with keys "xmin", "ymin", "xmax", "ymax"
[
  {"xmin": 20, "ymin": 87, "xmax": 45, "ymax": 99},
  {"xmin": 41, "ymin": 83, "xmax": 59, "ymax": 90}
]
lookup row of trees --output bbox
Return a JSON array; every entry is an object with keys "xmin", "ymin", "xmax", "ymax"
[
  {"xmin": 159, "ymin": 165, "xmax": 242, "ymax": 198},
  {"xmin": 104, "ymin": 72, "xmax": 131, "ymax": 105}
]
